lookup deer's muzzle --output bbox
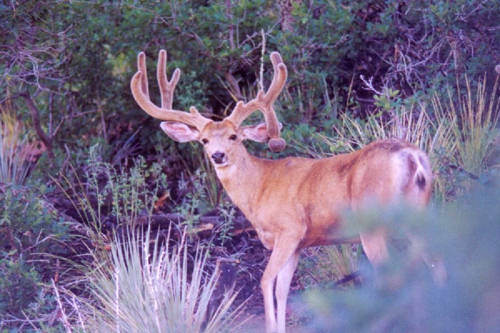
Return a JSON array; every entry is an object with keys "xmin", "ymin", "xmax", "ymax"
[{"xmin": 211, "ymin": 151, "xmax": 226, "ymax": 164}]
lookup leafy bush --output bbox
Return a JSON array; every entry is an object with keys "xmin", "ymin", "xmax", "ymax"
[
  {"xmin": 2, "ymin": 0, "xmax": 498, "ymax": 167},
  {"xmin": 56, "ymin": 147, "xmax": 168, "ymax": 232},
  {"xmin": 298, "ymin": 173, "xmax": 500, "ymax": 332},
  {"xmin": 0, "ymin": 259, "xmax": 40, "ymax": 320},
  {"xmin": 0, "ymin": 186, "xmax": 71, "ymax": 327}
]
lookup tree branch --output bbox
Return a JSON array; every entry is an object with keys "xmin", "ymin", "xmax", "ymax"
[{"xmin": 21, "ymin": 94, "xmax": 55, "ymax": 160}]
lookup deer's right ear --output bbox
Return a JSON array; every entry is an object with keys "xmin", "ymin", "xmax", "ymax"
[{"xmin": 160, "ymin": 121, "xmax": 200, "ymax": 142}]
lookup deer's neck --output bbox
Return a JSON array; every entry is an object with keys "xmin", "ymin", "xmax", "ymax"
[{"xmin": 215, "ymin": 150, "xmax": 266, "ymax": 215}]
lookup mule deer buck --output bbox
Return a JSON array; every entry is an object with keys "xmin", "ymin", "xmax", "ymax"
[{"xmin": 131, "ymin": 49, "xmax": 443, "ymax": 333}]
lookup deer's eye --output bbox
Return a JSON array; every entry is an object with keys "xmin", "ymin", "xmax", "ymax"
[
  {"xmin": 229, "ymin": 134, "xmax": 238, "ymax": 141},
  {"xmin": 202, "ymin": 138, "xmax": 209, "ymax": 144}
]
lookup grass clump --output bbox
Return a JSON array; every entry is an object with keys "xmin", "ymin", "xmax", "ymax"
[
  {"xmin": 0, "ymin": 107, "xmax": 32, "ymax": 185},
  {"xmin": 77, "ymin": 227, "xmax": 245, "ymax": 333},
  {"xmin": 434, "ymin": 75, "xmax": 500, "ymax": 175}
]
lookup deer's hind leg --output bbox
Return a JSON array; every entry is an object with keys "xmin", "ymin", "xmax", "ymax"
[{"xmin": 360, "ymin": 227, "xmax": 389, "ymax": 265}]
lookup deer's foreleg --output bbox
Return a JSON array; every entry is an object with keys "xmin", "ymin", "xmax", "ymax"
[
  {"xmin": 261, "ymin": 234, "xmax": 302, "ymax": 333},
  {"xmin": 276, "ymin": 251, "xmax": 300, "ymax": 333}
]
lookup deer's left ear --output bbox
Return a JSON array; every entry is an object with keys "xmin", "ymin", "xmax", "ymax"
[
  {"xmin": 241, "ymin": 123, "xmax": 269, "ymax": 142},
  {"xmin": 241, "ymin": 122, "xmax": 283, "ymax": 143}
]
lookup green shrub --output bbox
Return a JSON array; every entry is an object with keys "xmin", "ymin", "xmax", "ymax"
[
  {"xmin": 0, "ymin": 186, "xmax": 71, "ymax": 326},
  {"xmin": 299, "ymin": 173, "xmax": 500, "ymax": 332},
  {"xmin": 57, "ymin": 148, "xmax": 168, "ymax": 231},
  {"xmin": 0, "ymin": 260, "xmax": 40, "ymax": 318},
  {"xmin": 3, "ymin": 1, "xmax": 498, "ymax": 173}
]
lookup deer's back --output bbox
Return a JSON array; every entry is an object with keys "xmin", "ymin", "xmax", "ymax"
[{"xmin": 249, "ymin": 139, "xmax": 432, "ymax": 249}]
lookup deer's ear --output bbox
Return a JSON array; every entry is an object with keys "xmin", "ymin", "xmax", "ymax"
[
  {"xmin": 241, "ymin": 122, "xmax": 283, "ymax": 143},
  {"xmin": 160, "ymin": 121, "xmax": 199, "ymax": 142},
  {"xmin": 241, "ymin": 122, "xmax": 269, "ymax": 142}
]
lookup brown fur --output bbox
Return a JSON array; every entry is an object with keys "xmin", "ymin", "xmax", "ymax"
[{"xmin": 215, "ymin": 138, "xmax": 432, "ymax": 251}]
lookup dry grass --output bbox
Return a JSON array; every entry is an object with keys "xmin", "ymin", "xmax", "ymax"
[
  {"xmin": 0, "ymin": 105, "xmax": 31, "ymax": 185},
  {"xmin": 317, "ymin": 73, "xmax": 499, "ymax": 200},
  {"xmin": 439, "ymin": 75, "xmax": 499, "ymax": 175}
]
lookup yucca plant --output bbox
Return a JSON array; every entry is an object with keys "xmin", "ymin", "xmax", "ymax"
[{"xmin": 84, "ymin": 228, "xmax": 245, "ymax": 333}]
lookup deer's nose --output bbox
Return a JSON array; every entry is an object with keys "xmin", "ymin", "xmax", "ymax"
[{"xmin": 211, "ymin": 151, "xmax": 226, "ymax": 164}]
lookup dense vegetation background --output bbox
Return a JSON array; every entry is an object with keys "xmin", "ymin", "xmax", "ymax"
[{"xmin": 1, "ymin": 0, "xmax": 499, "ymax": 331}]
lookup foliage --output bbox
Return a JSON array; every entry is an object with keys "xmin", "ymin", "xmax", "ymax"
[
  {"xmin": 439, "ymin": 75, "xmax": 499, "ymax": 175},
  {"xmin": 0, "ymin": 186, "xmax": 71, "ymax": 327},
  {"xmin": 78, "ymin": 227, "xmax": 245, "ymax": 333},
  {"xmin": 2, "ymin": 0, "xmax": 498, "ymax": 165},
  {"xmin": 296, "ymin": 244, "xmax": 361, "ymax": 290},
  {"xmin": 56, "ymin": 147, "xmax": 168, "ymax": 232},
  {"xmin": 300, "ymin": 174, "xmax": 500, "ymax": 332},
  {"xmin": 175, "ymin": 169, "xmax": 212, "ymax": 230}
]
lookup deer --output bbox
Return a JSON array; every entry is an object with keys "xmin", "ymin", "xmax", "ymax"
[{"xmin": 130, "ymin": 49, "xmax": 444, "ymax": 333}]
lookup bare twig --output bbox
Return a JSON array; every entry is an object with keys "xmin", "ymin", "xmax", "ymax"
[
  {"xmin": 51, "ymin": 279, "xmax": 71, "ymax": 333},
  {"xmin": 259, "ymin": 29, "xmax": 266, "ymax": 92},
  {"xmin": 360, "ymin": 75, "xmax": 383, "ymax": 95},
  {"xmin": 226, "ymin": 0, "xmax": 235, "ymax": 50}
]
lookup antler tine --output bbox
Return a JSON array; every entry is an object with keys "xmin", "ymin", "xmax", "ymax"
[
  {"xmin": 137, "ymin": 52, "xmax": 149, "ymax": 96},
  {"xmin": 262, "ymin": 51, "xmax": 287, "ymax": 152},
  {"xmin": 264, "ymin": 52, "xmax": 287, "ymax": 104},
  {"xmin": 157, "ymin": 49, "xmax": 180, "ymax": 109},
  {"xmin": 228, "ymin": 51, "xmax": 287, "ymax": 152},
  {"xmin": 131, "ymin": 51, "xmax": 210, "ymax": 130}
]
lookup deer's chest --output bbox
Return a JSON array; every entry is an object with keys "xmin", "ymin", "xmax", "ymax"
[
  {"xmin": 246, "ymin": 208, "xmax": 305, "ymax": 250},
  {"xmin": 243, "ymin": 210, "xmax": 277, "ymax": 249},
  {"xmin": 254, "ymin": 226, "xmax": 275, "ymax": 250}
]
